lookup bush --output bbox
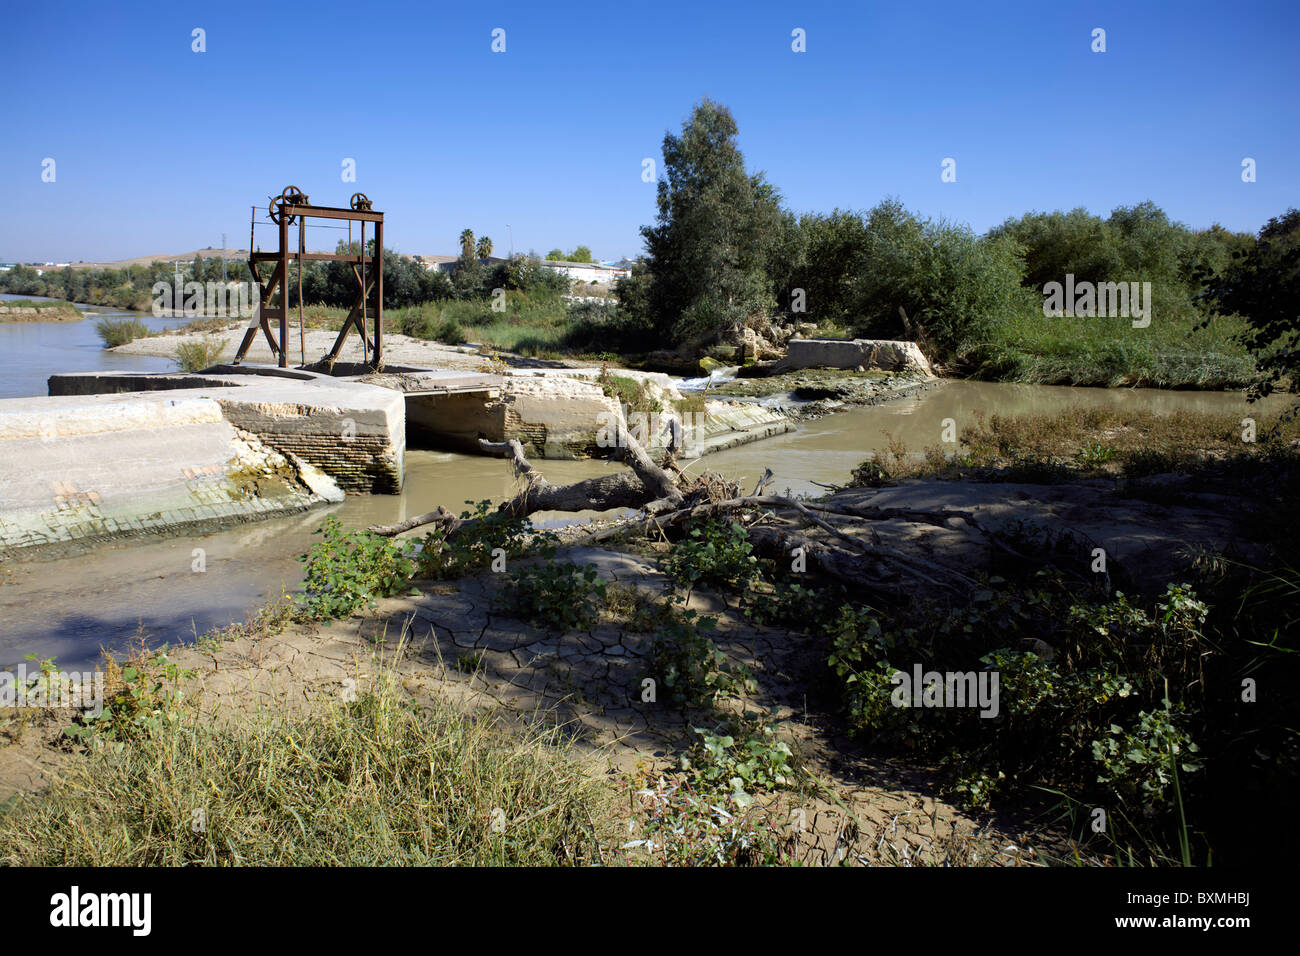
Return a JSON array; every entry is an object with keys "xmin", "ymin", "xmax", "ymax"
[
  {"xmin": 94, "ymin": 315, "xmax": 150, "ymax": 347},
  {"xmin": 662, "ymin": 518, "xmax": 759, "ymax": 592},
  {"xmin": 399, "ymin": 307, "xmax": 467, "ymax": 345},
  {"xmin": 297, "ymin": 517, "xmax": 416, "ymax": 620},
  {"xmin": 646, "ymin": 606, "xmax": 754, "ymax": 709},
  {"xmin": 415, "ymin": 500, "xmax": 541, "ymax": 580},
  {"xmin": 174, "ymin": 336, "xmax": 226, "ymax": 371},
  {"xmin": 824, "ymin": 575, "xmax": 1211, "ymax": 824},
  {"xmin": 493, "ymin": 562, "xmax": 607, "ymax": 632},
  {"xmin": 682, "ymin": 722, "xmax": 795, "ymax": 804},
  {"xmin": 849, "ymin": 200, "xmax": 1030, "ymax": 359}
]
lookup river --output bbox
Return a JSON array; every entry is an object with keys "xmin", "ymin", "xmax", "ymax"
[
  {"xmin": 0, "ymin": 298, "xmax": 1274, "ymax": 667},
  {"xmin": 0, "ymin": 293, "xmax": 192, "ymax": 398}
]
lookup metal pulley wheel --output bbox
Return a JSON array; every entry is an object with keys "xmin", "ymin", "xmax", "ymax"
[
  {"xmin": 350, "ymin": 192, "xmax": 372, "ymax": 211},
  {"xmin": 268, "ymin": 185, "xmax": 308, "ymax": 225}
]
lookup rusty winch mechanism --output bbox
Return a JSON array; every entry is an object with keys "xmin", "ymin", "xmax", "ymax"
[{"xmin": 235, "ymin": 186, "xmax": 384, "ymax": 370}]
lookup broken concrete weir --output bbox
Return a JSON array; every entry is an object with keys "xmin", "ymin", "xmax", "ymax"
[{"xmin": 1, "ymin": 363, "xmax": 795, "ymax": 559}]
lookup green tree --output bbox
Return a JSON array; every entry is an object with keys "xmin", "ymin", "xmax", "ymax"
[
  {"xmin": 476, "ymin": 236, "xmax": 493, "ymax": 260},
  {"xmin": 568, "ymin": 245, "xmax": 594, "ymax": 263},
  {"xmin": 638, "ymin": 99, "xmax": 783, "ymax": 344},
  {"xmin": 1204, "ymin": 208, "xmax": 1300, "ymax": 411},
  {"xmin": 851, "ymin": 199, "xmax": 1029, "ymax": 358},
  {"xmin": 459, "ymin": 229, "xmax": 476, "ymax": 260},
  {"xmin": 544, "ymin": 248, "xmax": 564, "ymax": 261}
]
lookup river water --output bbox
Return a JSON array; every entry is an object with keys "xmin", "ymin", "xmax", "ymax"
[
  {"xmin": 0, "ymin": 293, "xmax": 194, "ymax": 398},
  {"xmin": 0, "ymin": 298, "xmax": 1273, "ymax": 667}
]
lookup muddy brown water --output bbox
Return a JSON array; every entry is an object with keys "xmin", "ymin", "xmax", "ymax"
[{"xmin": 0, "ymin": 380, "xmax": 1278, "ymax": 668}]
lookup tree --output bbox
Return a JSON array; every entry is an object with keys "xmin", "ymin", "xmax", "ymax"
[
  {"xmin": 544, "ymin": 249, "xmax": 564, "ymax": 261},
  {"xmin": 1204, "ymin": 208, "xmax": 1300, "ymax": 411},
  {"xmin": 569, "ymin": 245, "xmax": 594, "ymax": 263},
  {"xmin": 638, "ymin": 99, "xmax": 782, "ymax": 344},
  {"xmin": 845, "ymin": 199, "xmax": 1029, "ymax": 358},
  {"xmin": 476, "ymin": 236, "xmax": 493, "ymax": 260},
  {"xmin": 459, "ymin": 229, "xmax": 476, "ymax": 260}
]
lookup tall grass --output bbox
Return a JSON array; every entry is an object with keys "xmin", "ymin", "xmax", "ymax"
[
  {"xmin": 94, "ymin": 315, "xmax": 151, "ymax": 347},
  {"xmin": 174, "ymin": 336, "xmax": 227, "ymax": 372},
  {"xmin": 0, "ymin": 671, "xmax": 612, "ymax": 865},
  {"xmin": 970, "ymin": 307, "xmax": 1255, "ymax": 388}
]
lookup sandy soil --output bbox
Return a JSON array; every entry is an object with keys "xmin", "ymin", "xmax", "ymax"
[{"xmin": 112, "ymin": 323, "xmax": 502, "ymax": 371}]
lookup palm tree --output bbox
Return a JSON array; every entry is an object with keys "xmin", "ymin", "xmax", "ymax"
[
  {"xmin": 459, "ymin": 229, "xmax": 475, "ymax": 260},
  {"xmin": 476, "ymin": 236, "xmax": 493, "ymax": 260}
]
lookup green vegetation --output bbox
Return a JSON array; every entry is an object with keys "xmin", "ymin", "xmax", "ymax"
[
  {"xmin": 414, "ymin": 500, "xmax": 543, "ymax": 581},
  {"xmin": 93, "ymin": 315, "xmax": 151, "ymax": 347},
  {"xmin": 174, "ymin": 335, "xmax": 226, "ymax": 371},
  {"xmin": 1203, "ymin": 208, "xmax": 1300, "ymax": 409},
  {"xmin": 493, "ymin": 562, "xmax": 607, "ymax": 632},
  {"xmin": 0, "ymin": 669, "xmax": 611, "ymax": 865},
  {"xmin": 662, "ymin": 517, "xmax": 760, "ymax": 592},
  {"xmin": 851, "ymin": 405, "xmax": 1300, "ymax": 485},
  {"xmin": 296, "ymin": 517, "xmax": 417, "ymax": 620},
  {"xmin": 0, "ymin": 299, "xmax": 82, "ymax": 321},
  {"xmin": 598, "ymin": 369, "xmax": 662, "ymax": 415}
]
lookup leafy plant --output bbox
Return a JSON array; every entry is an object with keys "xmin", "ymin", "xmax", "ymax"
[
  {"xmin": 493, "ymin": 562, "xmax": 607, "ymax": 632},
  {"xmin": 416, "ymin": 500, "xmax": 542, "ymax": 580},
  {"xmin": 646, "ymin": 606, "xmax": 754, "ymax": 709},
  {"xmin": 663, "ymin": 518, "xmax": 759, "ymax": 592},
  {"xmin": 681, "ymin": 722, "xmax": 795, "ymax": 805},
  {"xmin": 297, "ymin": 517, "xmax": 416, "ymax": 620},
  {"xmin": 66, "ymin": 649, "xmax": 193, "ymax": 744}
]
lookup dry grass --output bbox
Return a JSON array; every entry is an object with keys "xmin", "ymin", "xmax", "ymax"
[{"xmin": 0, "ymin": 666, "xmax": 615, "ymax": 866}]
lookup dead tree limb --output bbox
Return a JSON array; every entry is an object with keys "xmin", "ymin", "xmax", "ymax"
[{"xmin": 368, "ymin": 425, "xmax": 678, "ymax": 537}]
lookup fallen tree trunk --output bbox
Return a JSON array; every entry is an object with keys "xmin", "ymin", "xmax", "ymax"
[
  {"xmin": 369, "ymin": 425, "xmax": 678, "ymax": 537},
  {"xmin": 367, "ymin": 421, "xmax": 988, "ymax": 595}
]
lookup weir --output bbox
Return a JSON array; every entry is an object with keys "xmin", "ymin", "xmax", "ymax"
[{"xmin": 0, "ymin": 364, "xmax": 502, "ymax": 560}]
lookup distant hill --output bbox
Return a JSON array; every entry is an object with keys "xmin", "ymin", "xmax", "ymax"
[{"xmin": 57, "ymin": 246, "xmax": 418, "ymax": 270}]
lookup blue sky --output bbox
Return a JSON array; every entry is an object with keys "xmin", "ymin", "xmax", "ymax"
[{"xmin": 1, "ymin": 0, "xmax": 1296, "ymax": 263}]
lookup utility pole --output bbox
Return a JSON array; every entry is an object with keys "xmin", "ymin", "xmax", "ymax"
[
  {"xmin": 507, "ymin": 224, "xmax": 513, "ymax": 258},
  {"xmin": 221, "ymin": 233, "xmax": 227, "ymax": 282}
]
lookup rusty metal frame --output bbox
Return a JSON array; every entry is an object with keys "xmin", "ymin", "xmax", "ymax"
[{"xmin": 234, "ymin": 190, "xmax": 384, "ymax": 370}]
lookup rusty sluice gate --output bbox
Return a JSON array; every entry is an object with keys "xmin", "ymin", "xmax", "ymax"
[{"xmin": 234, "ymin": 186, "xmax": 385, "ymax": 370}]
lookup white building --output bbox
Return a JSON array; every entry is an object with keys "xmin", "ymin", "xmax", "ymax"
[{"xmin": 540, "ymin": 260, "xmax": 629, "ymax": 284}]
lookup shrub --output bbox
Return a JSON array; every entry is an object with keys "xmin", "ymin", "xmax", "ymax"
[
  {"xmin": 415, "ymin": 500, "xmax": 541, "ymax": 580},
  {"xmin": 823, "ymin": 575, "xmax": 1212, "ymax": 828},
  {"xmin": 174, "ymin": 336, "xmax": 226, "ymax": 371},
  {"xmin": 493, "ymin": 562, "xmax": 607, "ymax": 632},
  {"xmin": 94, "ymin": 315, "xmax": 150, "ymax": 347},
  {"xmin": 646, "ymin": 606, "xmax": 754, "ymax": 709},
  {"xmin": 682, "ymin": 722, "xmax": 795, "ymax": 805},
  {"xmin": 663, "ymin": 518, "xmax": 759, "ymax": 592},
  {"xmin": 297, "ymin": 517, "xmax": 416, "ymax": 620}
]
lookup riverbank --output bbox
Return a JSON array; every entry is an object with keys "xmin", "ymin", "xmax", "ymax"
[
  {"xmin": 0, "ymin": 300, "xmax": 83, "ymax": 323},
  {"xmin": 3, "ymin": 400, "xmax": 1294, "ymax": 865}
]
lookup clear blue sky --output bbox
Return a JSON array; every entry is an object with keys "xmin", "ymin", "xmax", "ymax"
[{"xmin": 1, "ymin": 0, "xmax": 1296, "ymax": 263}]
